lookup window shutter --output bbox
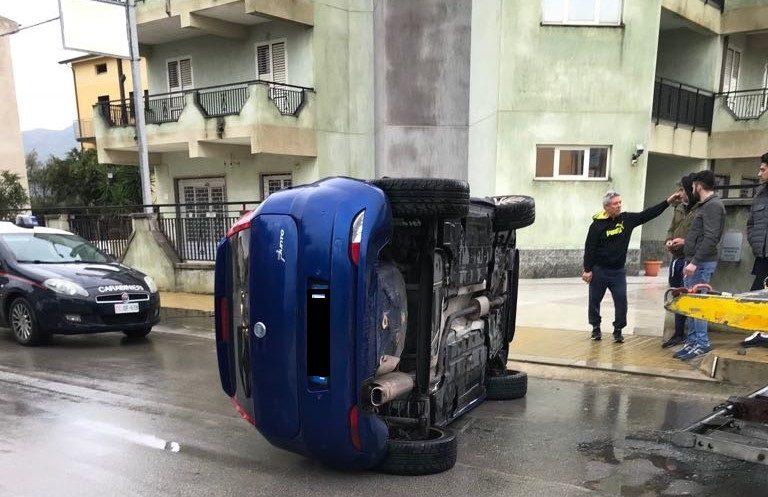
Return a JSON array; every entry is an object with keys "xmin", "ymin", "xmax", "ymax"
[
  {"xmin": 179, "ymin": 58, "xmax": 193, "ymax": 89},
  {"xmin": 271, "ymin": 42, "xmax": 286, "ymax": 83},
  {"xmin": 722, "ymin": 49, "xmax": 733, "ymax": 92},
  {"xmin": 168, "ymin": 60, "xmax": 180, "ymax": 90},
  {"xmin": 257, "ymin": 45, "xmax": 271, "ymax": 78}
]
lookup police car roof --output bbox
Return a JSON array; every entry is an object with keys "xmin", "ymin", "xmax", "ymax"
[{"xmin": 0, "ymin": 221, "xmax": 73, "ymax": 236}]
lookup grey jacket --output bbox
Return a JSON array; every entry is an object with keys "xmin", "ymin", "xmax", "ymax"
[
  {"xmin": 684, "ymin": 194, "xmax": 725, "ymax": 265},
  {"xmin": 747, "ymin": 184, "xmax": 768, "ymax": 258}
]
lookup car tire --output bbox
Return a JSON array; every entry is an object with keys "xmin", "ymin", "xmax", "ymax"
[
  {"xmin": 485, "ymin": 369, "xmax": 527, "ymax": 400},
  {"xmin": 492, "ymin": 195, "xmax": 535, "ymax": 231},
  {"xmin": 9, "ymin": 297, "xmax": 48, "ymax": 346},
  {"xmin": 377, "ymin": 427, "xmax": 458, "ymax": 475},
  {"xmin": 371, "ymin": 178, "xmax": 470, "ymax": 219},
  {"xmin": 123, "ymin": 327, "xmax": 152, "ymax": 339}
]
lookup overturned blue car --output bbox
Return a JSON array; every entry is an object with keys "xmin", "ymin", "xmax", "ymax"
[{"xmin": 214, "ymin": 177, "xmax": 534, "ymax": 474}]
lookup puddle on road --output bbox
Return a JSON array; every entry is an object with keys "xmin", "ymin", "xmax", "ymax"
[{"xmin": 578, "ymin": 435, "xmax": 762, "ymax": 496}]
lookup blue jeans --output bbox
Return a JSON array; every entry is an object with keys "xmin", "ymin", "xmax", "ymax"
[
  {"xmin": 588, "ymin": 265, "xmax": 627, "ymax": 332},
  {"xmin": 683, "ymin": 261, "xmax": 717, "ymax": 349},
  {"xmin": 668, "ymin": 258, "xmax": 687, "ymax": 337}
]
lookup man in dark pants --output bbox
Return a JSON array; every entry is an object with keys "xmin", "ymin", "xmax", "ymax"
[
  {"xmin": 742, "ymin": 154, "xmax": 768, "ymax": 348},
  {"xmin": 582, "ymin": 189, "xmax": 681, "ymax": 343},
  {"xmin": 662, "ymin": 174, "xmax": 697, "ymax": 348}
]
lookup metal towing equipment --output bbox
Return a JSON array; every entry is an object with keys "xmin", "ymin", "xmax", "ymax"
[{"xmin": 665, "ymin": 285, "xmax": 768, "ymax": 466}]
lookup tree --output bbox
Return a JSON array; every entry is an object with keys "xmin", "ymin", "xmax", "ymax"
[
  {"xmin": 25, "ymin": 148, "xmax": 141, "ymax": 208},
  {"xmin": 0, "ymin": 170, "xmax": 29, "ymax": 212}
]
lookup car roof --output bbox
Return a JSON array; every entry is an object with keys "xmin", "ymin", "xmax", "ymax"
[{"xmin": 0, "ymin": 221, "xmax": 74, "ymax": 236}]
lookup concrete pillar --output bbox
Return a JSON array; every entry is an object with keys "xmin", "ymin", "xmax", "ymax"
[
  {"xmin": 122, "ymin": 213, "xmax": 179, "ymax": 292},
  {"xmin": 44, "ymin": 214, "xmax": 70, "ymax": 231}
]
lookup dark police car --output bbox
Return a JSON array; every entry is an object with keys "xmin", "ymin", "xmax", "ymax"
[{"xmin": 0, "ymin": 221, "xmax": 160, "ymax": 345}]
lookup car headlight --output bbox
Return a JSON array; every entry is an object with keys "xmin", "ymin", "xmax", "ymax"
[
  {"xmin": 44, "ymin": 279, "xmax": 89, "ymax": 298},
  {"xmin": 144, "ymin": 275, "xmax": 158, "ymax": 293}
]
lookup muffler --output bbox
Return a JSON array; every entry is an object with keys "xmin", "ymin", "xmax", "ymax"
[{"xmin": 369, "ymin": 372, "xmax": 414, "ymax": 407}]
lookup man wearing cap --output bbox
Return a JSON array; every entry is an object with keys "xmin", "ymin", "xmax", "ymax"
[
  {"xmin": 582, "ymin": 189, "xmax": 682, "ymax": 344},
  {"xmin": 674, "ymin": 170, "xmax": 725, "ymax": 361},
  {"xmin": 662, "ymin": 174, "xmax": 697, "ymax": 349}
]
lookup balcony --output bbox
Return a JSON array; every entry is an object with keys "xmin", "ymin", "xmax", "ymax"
[
  {"xmin": 136, "ymin": 0, "xmax": 313, "ymax": 46},
  {"xmin": 710, "ymin": 88, "xmax": 768, "ymax": 158},
  {"xmin": 652, "ymin": 77, "xmax": 715, "ymax": 132},
  {"xmin": 93, "ymin": 80, "xmax": 316, "ymax": 164},
  {"xmin": 73, "ymin": 119, "xmax": 95, "ymax": 142}
]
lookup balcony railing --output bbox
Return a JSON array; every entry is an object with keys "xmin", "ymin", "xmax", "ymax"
[
  {"xmin": 718, "ymin": 88, "xmax": 768, "ymax": 120},
  {"xmin": 101, "ymin": 80, "xmax": 313, "ymax": 128},
  {"xmin": 652, "ymin": 77, "xmax": 715, "ymax": 132},
  {"xmin": 714, "ymin": 183, "xmax": 760, "ymax": 200},
  {"xmin": 73, "ymin": 119, "xmax": 94, "ymax": 140}
]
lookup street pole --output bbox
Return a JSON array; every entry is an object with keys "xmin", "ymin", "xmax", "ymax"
[{"xmin": 127, "ymin": 0, "xmax": 152, "ymax": 213}]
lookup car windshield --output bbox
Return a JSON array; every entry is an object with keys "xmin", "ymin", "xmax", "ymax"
[{"xmin": 0, "ymin": 232, "xmax": 109, "ymax": 264}]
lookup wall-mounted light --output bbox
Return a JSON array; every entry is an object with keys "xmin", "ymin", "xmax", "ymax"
[{"xmin": 631, "ymin": 143, "xmax": 645, "ymax": 165}]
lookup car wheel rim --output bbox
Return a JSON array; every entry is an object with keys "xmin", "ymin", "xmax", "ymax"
[{"xmin": 11, "ymin": 304, "xmax": 32, "ymax": 341}]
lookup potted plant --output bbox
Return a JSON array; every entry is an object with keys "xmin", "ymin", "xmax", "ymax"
[{"xmin": 643, "ymin": 260, "xmax": 663, "ymax": 277}]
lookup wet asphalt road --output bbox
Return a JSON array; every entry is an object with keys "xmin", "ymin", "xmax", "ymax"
[{"xmin": 0, "ymin": 316, "xmax": 766, "ymax": 497}]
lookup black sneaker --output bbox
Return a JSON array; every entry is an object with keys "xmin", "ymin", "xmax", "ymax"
[
  {"xmin": 742, "ymin": 332, "xmax": 768, "ymax": 348},
  {"xmin": 662, "ymin": 335, "xmax": 685, "ymax": 349},
  {"xmin": 591, "ymin": 328, "xmax": 602, "ymax": 341},
  {"xmin": 613, "ymin": 330, "xmax": 624, "ymax": 343}
]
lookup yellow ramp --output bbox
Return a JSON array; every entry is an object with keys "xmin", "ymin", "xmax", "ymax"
[{"xmin": 665, "ymin": 289, "xmax": 768, "ymax": 333}]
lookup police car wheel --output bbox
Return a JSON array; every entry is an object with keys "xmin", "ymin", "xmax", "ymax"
[
  {"xmin": 10, "ymin": 297, "xmax": 47, "ymax": 346},
  {"xmin": 123, "ymin": 327, "xmax": 152, "ymax": 339}
]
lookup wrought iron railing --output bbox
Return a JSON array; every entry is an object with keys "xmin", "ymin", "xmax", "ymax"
[
  {"xmin": 719, "ymin": 88, "xmax": 768, "ymax": 120},
  {"xmin": 100, "ymin": 80, "xmax": 312, "ymax": 128},
  {"xmin": 196, "ymin": 85, "xmax": 249, "ymax": 118},
  {"xmin": 73, "ymin": 119, "xmax": 94, "ymax": 140},
  {"xmin": 714, "ymin": 183, "xmax": 760, "ymax": 200},
  {"xmin": 652, "ymin": 77, "xmax": 715, "ymax": 131}
]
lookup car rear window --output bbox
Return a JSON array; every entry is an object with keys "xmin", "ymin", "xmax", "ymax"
[{"xmin": 0, "ymin": 233, "xmax": 109, "ymax": 264}]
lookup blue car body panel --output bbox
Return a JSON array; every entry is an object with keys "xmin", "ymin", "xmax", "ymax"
[{"xmin": 215, "ymin": 177, "xmax": 392, "ymax": 469}]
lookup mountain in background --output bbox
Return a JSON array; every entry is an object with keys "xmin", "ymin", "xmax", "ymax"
[{"xmin": 22, "ymin": 125, "xmax": 78, "ymax": 160}]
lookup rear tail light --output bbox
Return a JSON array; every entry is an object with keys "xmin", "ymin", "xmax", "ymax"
[
  {"xmin": 231, "ymin": 397, "xmax": 256, "ymax": 426},
  {"xmin": 348, "ymin": 405, "xmax": 362, "ymax": 451},
  {"xmin": 217, "ymin": 296, "xmax": 231, "ymax": 342},
  {"xmin": 349, "ymin": 210, "xmax": 365, "ymax": 266},
  {"xmin": 227, "ymin": 210, "xmax": 256, "ymax": 237}
]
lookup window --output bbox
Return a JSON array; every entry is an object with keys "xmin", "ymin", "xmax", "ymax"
[
  {"xmin": 177, "ymin": 177, "xmax": 227, "ymax": 255},
  {"xmin": 256, "ymin": 40, "xmax": 287, "ymax": 83},
  {"xmin": 722, "ymin": 47, "xmax": 741, "ymax": 93},
  {"xmin": 167, "ymin": 57, "xmax": 193, "ymax": 92},
  {"xmin": 95, "ymin": 63, "xmax": 108, "ymax": 74},
  {"xmin": 714, "ymin": 174, "xmax": 730, "ymax": 199},
  {"xmin": 262, "ymin": 174, "xmax": 292, "ymax": 198},
  {"xmin": 542, "ymin": 0, "xmax": 622, "ymax": 25},
  {"xmin": 535, "ymin": 146, "xmax": 609, "ymax": 179}
]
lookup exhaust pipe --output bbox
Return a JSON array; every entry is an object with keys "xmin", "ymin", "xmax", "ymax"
[{"xmin": 369, "ymin": 372, "xmax": 414, "ymax": 407}]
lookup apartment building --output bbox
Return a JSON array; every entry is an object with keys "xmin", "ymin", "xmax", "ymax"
[
  {"xmin": 61, "ymin": 54, "xmax": 147, "ymax": 149},
  {"xmin": 90, "ymin": 0, "xmax": 768, "ymax": 276},
  {"xmin": 0, "ymin": 16, "xmax": 29, "ymax": 194}
]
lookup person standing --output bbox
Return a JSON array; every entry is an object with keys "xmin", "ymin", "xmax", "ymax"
[
  {"xmin": 675, "ymin": 170, "xmax": 725, "ymax": 361},
  {"xmin": 741, "ymin": 154, "xmax": 768, "ymax": 348},
  {"xmin": 582, "ymin": 189, "xmax": 682, "ymax": 343},
  {"xmin": 662, "ymin": 174, "xmax": 697, "ymax": 348},
  {"xmin": 746, "ymin": 154, "xmax": 768, "ymax": 292}
]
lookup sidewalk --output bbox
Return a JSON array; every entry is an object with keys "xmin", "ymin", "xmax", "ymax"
[{"xmin": 160, "ymin": 274, "xmax": 768, "ymax": 385}]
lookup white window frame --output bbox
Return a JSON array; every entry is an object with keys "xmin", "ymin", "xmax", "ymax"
[
  {"xmin": 541, "ymin": 0, "xmax": 623, "ymax": 26},
  {"xmin": 255, "ymin": 39, "xmax": 288, "ymax": 84},
  {"xmin": 262, "ymin": 173, "xmax": 293, "ymax": 199},
  {"xmin": 534, "ymin": 145, "xmax": 611, "ymax": 181},
  {"xmin": 723, "ymin": 47, "xmax": 741, "ymax": 94},
  {"xmin": 166, "ymin": 56, "xmax": 194, "ymax": 93}
]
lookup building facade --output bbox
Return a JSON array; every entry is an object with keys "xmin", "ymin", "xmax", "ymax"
[
  {"xmin": 0, "ymin": 16, "xmax": 30, "ymax": 195},
  {"xmin": 89, "ymin": 0, "xmax": 768, "ymax": 277}
]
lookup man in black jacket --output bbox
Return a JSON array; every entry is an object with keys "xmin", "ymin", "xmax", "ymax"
[
  {"xmin": 742, "ymin": 154, "xmax": 768, "ymax": 348},
  {"xmin": 582, "ymin": 189, "xmax": 681, "ymax": 343}
]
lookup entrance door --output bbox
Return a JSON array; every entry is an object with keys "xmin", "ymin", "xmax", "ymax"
[{"xmin": 178, "ymin": 177, "xmax": 226, "ymax": 260}]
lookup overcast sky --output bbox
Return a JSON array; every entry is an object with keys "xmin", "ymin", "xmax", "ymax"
[{"xmin": 1, "ymin": 1, "xmax": 85, "ymax": 131}]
